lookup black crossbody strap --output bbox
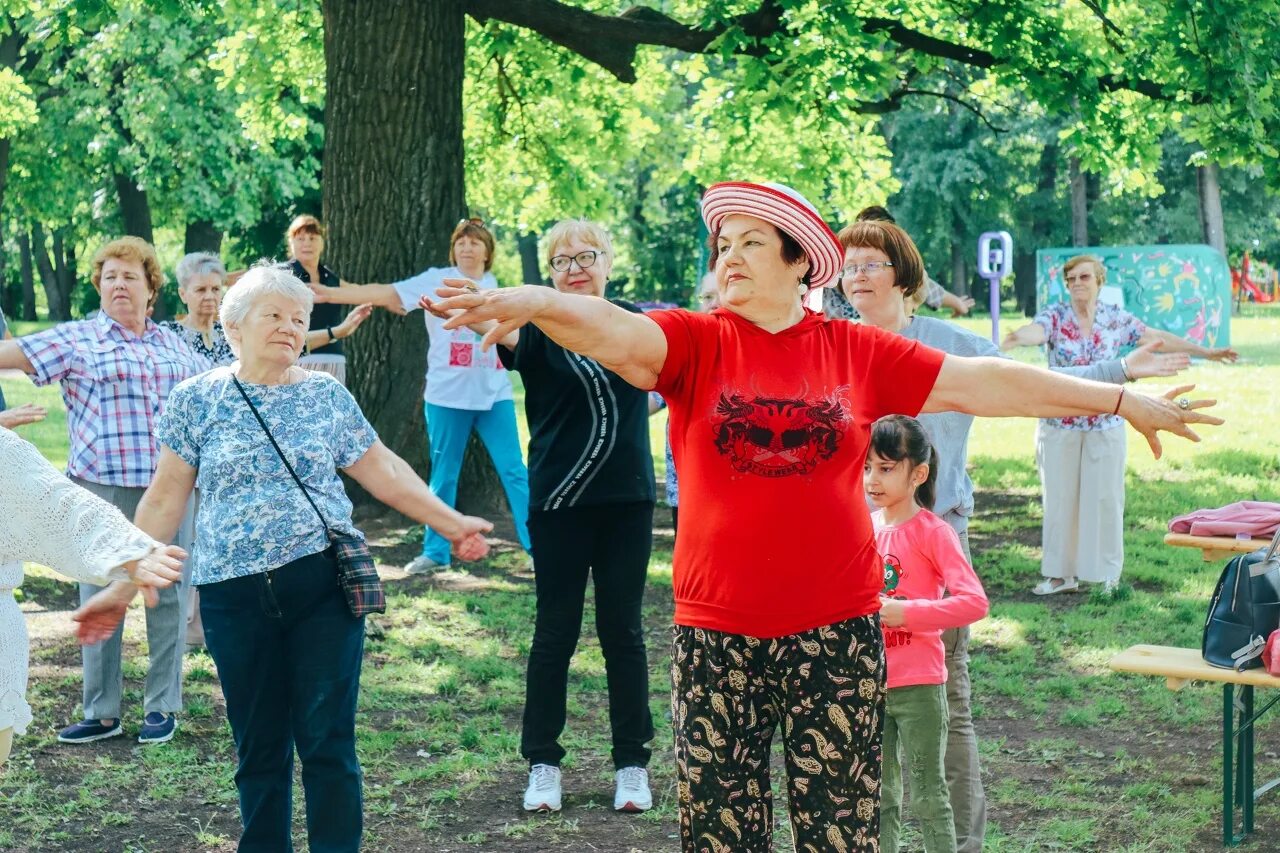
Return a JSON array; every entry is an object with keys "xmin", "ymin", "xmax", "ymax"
[{"xmin": 232, "ymin": 375, "xmax": 332, "ymax": 537}]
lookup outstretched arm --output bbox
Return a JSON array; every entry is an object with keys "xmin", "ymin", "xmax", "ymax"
[
  {"xmin": 1138, "ymin": 327, "xmax": 1238, "ymax": 362},
  {"xmin": 344, "ymin": 440, "xmax": 492, "ymax": 561},
  {"xmin": 925, "ymin": 355, "xmax": 1222, "ymax": 458},
  {"xmin": 303, "ymin": 303, "xmax": 375, "ymax": 352},
  {"xmin": 310, "ymin": 281, "xmax": 403, "ymax": 312},
  {"xmin": 434, "ymin": 285, "xmax": 668, "ymax": 389},
  {"xmin": 1000, "ymin": 322, "xmax": 1046, "ymax": 350}
]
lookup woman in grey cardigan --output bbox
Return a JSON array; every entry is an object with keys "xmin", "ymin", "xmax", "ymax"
[{"xmin": 836, "ymin": 218, "xmax": 1191, "ymax": 853}]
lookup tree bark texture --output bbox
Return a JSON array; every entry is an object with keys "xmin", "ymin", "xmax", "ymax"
[
  {"xmin": 1197, "ymin": 162, "xmax": 1227, "ymax": 258},
  {"xmin": 30, "ymin": 223, "xmax": 70, "ymax": 320},
  {"xmin": 184, "ymin": 220, "xmax": 224, "ymax": 255},
  {"xmin": 1069, "ymin": 156, "xmax": 1088, "ymax": 247},
  {"xmin": 52, "ymin": 227, "xmax": 76, "ymax": 313},
  {"xmin": 114, "ymin": 172, "xmax": 154, "ymax": 245},
  {"xmin": 323, "ymin": 0, "xmax": 514, "ymax": 516},
  {"xmin": 518, "ymin": 231, "xmax": 542, "ymax": 284},
  {"xmin": 17, "ymin": 230, "xmax": 35, "ymax": 321},
  {"xmin": 1014, "ymin": 142, "xmax": 1058, "ymax": 315}
]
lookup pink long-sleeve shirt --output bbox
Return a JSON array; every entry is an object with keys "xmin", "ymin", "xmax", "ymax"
[{"xmin": 874, "ymin": 508, "xmax": 989, "ymax": 689}]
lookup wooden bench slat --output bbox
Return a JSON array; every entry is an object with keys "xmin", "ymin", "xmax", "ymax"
[
  {"xmin": 1164, "ymin": 532, "xmax": 1272, "ymax": 562},
  {"xmin": 1110, "ymin": 645, "xmax": 1280, "ymax": 689}
]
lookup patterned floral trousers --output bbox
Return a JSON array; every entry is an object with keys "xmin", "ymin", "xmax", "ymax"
[{"xmin": 671, "ymin": 614, "xmax": 885, "ymax": 852}]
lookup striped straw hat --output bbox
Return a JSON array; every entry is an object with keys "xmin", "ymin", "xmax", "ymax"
[{"xmin": 701, "ymin": 182, "xmax": 842, "ymax": 290}]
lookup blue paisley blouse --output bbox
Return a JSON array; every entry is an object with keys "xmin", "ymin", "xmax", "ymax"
[{"xmin": 157, "ymin": 366, "xmax": 378, "ymax": 584}]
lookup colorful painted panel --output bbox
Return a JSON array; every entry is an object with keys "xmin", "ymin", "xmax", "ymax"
[{"xmin": 1036, "ymin": 245, "xmax": 1232, "ymax": 348}]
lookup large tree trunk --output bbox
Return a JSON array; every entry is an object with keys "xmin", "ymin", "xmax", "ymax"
[
  {"xmin": 184, "ymin": 220, "xmax": 224, "ymax": 255},
  {"xmin": 1014, "ymin": 142, "xmax": 1059, "ymax": 315},
  {"xmin": 18, "ymin": 230, "xmax": 36, "ymax": 321},
  {"xmin": 52, "ymin": 227, "xmax": 76, "ymax": 312},
  {"xmin": 1069, "ymin": 156, "xmax": 1088, "ymax": 247},
  {"xmin": 324, "ymin": 0, "xmax": 510, "ymax": 518},
  {"xmin": 31, "ymin": 223, "xmax": 71, "ymax": 320},
  {"xmin": 114, "ymin": 172, "xmax": 154, "ymax": 244},
  {"xmin": 518, "ymin": 231, "xmax": 542, "ymax": 284},
  {"xmin": 1197, "ymin": 161, "xmax": 1227, "ymax": 258}
]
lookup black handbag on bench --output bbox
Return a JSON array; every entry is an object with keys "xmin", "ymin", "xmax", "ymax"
[{"xmin": 1202, "ymin": 525, "xmax": 1280, "ymax": 671}]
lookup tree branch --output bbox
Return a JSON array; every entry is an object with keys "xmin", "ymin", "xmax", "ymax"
[{"xmin": 466, "ymin": 0, "xmax": 1206, "ymax": 105}]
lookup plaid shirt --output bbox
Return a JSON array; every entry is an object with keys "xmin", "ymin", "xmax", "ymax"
[{"xmin": 19, "ymin": 311, "xmax": 210, "ymax": 487}]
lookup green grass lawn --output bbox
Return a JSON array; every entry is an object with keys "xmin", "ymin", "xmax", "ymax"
[{"xmin": 2, "ymin": 307, "xmax": 1278, "ymax": 851}]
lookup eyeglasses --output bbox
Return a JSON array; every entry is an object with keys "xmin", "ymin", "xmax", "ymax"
[
  {"xmin": 457, "ymin": 216, "xmax": 485, "ymax": 228},
  {"xmin": 840, "ymin": 261, "xmax": 894, "ymax": 279},
  {"xmin": 549, "ymin": 250, "xmax": 602, "ymax": 272}
]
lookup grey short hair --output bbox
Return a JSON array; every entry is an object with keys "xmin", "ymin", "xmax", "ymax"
[
  {"xmin": 220, "ymin": 262, "xmax": 314, "ymax": 331},
  {"xmin": 175, "ymin": 252, "xmax": 227, "ymax": 289}
]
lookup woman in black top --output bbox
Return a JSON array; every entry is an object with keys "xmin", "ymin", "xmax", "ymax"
[
  {"xmin": 285, "ymin": 215, "xmax": 353, "ymax": 383},
  {"xmin": 437, "ymin": 219, "xmax": 655, "ymax": 815}
]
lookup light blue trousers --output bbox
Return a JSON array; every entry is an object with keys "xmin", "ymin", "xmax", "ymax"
[{"xmin": 422, "ymin": 400, "xmax": 531, "ymax": 564}]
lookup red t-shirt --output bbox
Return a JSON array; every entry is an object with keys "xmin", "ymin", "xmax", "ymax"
[{"xmin": 650, "ymin": 307, "xmax": 946, "ymax": 638}]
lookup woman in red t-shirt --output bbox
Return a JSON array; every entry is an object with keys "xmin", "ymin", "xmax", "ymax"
[{"xmin": 431, "ymin": 181, "xmax": 1221, "ymax": 852}]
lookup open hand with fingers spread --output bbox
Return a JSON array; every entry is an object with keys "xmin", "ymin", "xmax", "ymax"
[
  {"xmin": 1118, "ymin": 383, "xmax": 1223, "ymax": 459},
  {"xmin": 335, "ymin": 303, "xmax": 376, "ymax": 336},
  {"xmin": 0, "ymin": 403, "xmax": 48, "ymax": 429},
  {"xmin": 1124, "ymin": 340, "xmax": 1190, "ymax": 379},
  {"xmin": 435, "ymin": 282, "xmax": 553, "ymax": 350}
]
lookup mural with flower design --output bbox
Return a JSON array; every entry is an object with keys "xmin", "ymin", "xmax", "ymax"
[{"xmin": 1036, "ymin": 246, "xmax": 1232, "ymax": 347}]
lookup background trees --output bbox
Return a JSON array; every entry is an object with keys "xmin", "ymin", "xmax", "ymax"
[{"xmin": 4, "ymin": 0, "xmax": 1279, "ymax": 508}]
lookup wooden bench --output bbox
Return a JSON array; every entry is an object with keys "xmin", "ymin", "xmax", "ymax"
[
  {"xmin": 1164, "ymin": 532, "xmax": 1272, "ymax": 562},
  {"xmin": 1111, "ymin": 645, "xmax": 1280, "ymax": 846}
]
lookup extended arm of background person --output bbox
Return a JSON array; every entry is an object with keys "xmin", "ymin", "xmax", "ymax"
[
  {"xmin": 940, "ymin": 290, "xmax": 975, "ymax": 317},
  {"xmin": 0, "ymin": 339, "xmax": 34, "ymax": 373},
  {"xmin": 1052, "ymin": 340, "xmax": 1190, "ymax": 384},
  {"xmin": 343, "ymin": 441, "xmax": 493, "ymax": 561},
  {"xmin": 1000, "ymin": 322, "xmax": 1046, "ymax": 350},
  {"xmin": 418, "ymin": 293, "xmax": 520, "ymax": 350},
  {"xmin": 302, "ymin": 303, "xmax": 375, "ymax": 353},
  {"xmin": 435, "ymin": 284, "xmax": 668, "ymax": 389},
  {"xmin": 1137, "ymin": 326, "xmax": 1238, "ymax": 362},
  {"xmin": 310, "ymin": 281, "xmax": 404, "ymax": 313},
  {"xmin": 925, "ymin": 356, "xmax": 1222, "ymax": 458}
]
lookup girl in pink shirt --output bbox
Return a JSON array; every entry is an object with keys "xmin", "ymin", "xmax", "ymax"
[{"xmin": 866, "ymin": 415, "xmax": 989, "ymax": 853}]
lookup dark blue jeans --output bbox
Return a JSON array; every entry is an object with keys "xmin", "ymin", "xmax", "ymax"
[{"xmin": 201, "ymin": 550, "xmax": 365, "ymax": 853}]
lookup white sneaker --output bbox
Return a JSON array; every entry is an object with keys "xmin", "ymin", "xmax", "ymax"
[
  {"xmin": 523, "ymin": 764, "xmax": 562, "ymax": 812},
  {"xmin": 613, "ymin": 766, "xmax": 652, "ymax": 812},
  {"xmin": 404, "ymin": 555, "xmax": 447, "ymax": 575}
]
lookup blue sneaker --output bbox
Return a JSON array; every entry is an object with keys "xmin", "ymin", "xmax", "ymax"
[
  {"xmin": 138, "ymin": 712, "xmax": 177, "ymax": 744},
  {"xmin": 57, "ymin": 718, "xmax": 122, "ymax": 744}
]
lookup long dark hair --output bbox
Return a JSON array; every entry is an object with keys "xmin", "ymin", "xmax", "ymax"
[{"xmin": 869, "ymin": 414, "xmax": 938, "ymax": 511}]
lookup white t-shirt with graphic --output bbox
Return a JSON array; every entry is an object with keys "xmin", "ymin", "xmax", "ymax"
[{"xmin": 392, "ymin": 266, "xmax": 514, "ymax": 411}]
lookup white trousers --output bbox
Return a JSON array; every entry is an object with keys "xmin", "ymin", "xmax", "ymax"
[{"xmin": 1035, "ymin": 423, "xmax": 1126, "ymax": 583}]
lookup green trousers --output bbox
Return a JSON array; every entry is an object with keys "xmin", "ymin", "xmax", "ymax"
[{"xmin": 882, "ymin": 682, "xmax": 958, "ymax": 853}]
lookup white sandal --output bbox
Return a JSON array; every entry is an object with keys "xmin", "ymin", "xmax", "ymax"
[{"xmin": 1032, "ymin": 577, "xmax": 1079, "ymax": 596}]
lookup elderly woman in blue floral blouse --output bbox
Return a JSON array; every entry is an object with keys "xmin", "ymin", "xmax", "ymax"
[{"xmin": 82, "ymin": 264, "xmax": 493, "ymax": 852}]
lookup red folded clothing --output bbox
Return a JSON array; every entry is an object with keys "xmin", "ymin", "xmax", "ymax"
[{"xmin": 1168, "ymin": 501, "xmax": 1280, "ymax": 538}]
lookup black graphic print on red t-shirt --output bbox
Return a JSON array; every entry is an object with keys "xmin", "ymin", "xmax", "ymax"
[{"xmin": 711, "ymin": 392, "xmax": 851, "ymax": 478}]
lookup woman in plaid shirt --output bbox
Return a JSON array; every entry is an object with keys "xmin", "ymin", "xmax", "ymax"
[{"xmin": 0, "ymin": 236, "xmax": 209, "ymax": 746}]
